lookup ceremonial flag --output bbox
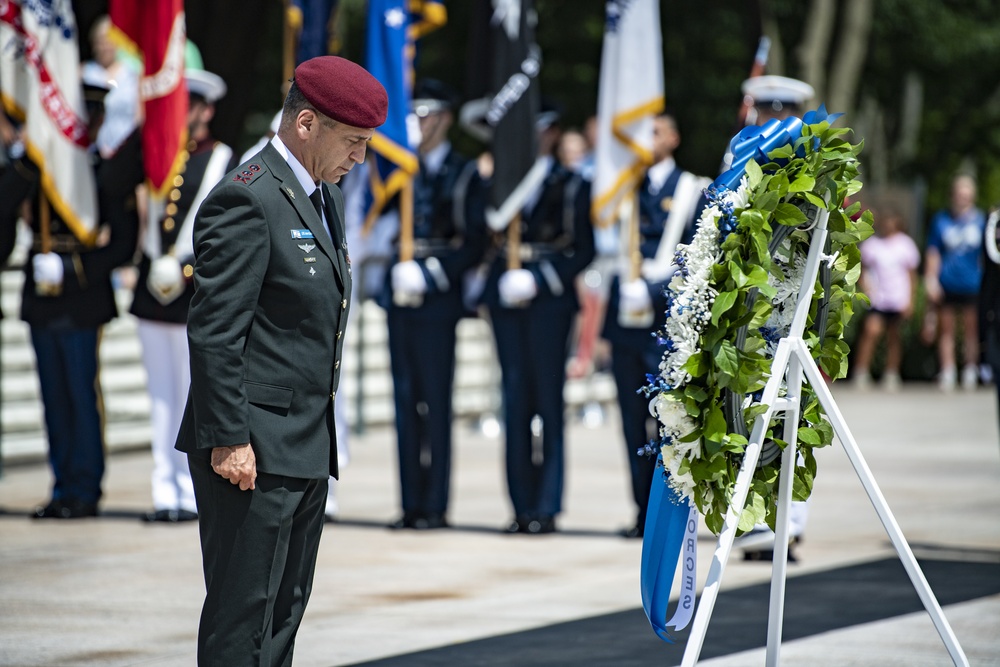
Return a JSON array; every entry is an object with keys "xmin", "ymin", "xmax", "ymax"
[
  {"xmin": 108, "ymin": 0, "xmax": 187, "ymax": 199},
  {"xmin": 484, "ymin": 0, "xmax": 544, "ymax": 231},
  {"xmin": 364, "ymin": 0, "xmax": 446, "ymax": 228},
  {"xmin": 287, "ymin": 0, "xmax": 340, "ymax": 63},
  {"xmin": 0, "ymin": 1, "xmax": 98, "ymax": 243},
  {"xmin": 591, "ymin": 0, "xmax": 664, "ymax": 228}
]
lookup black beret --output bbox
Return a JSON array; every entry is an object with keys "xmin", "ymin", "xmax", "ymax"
[{"xmin": 294, "ymin": 56, "xmax": 388, "ymax": 129}]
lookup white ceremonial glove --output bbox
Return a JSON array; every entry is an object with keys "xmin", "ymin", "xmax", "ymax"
[
  {"xmin": 619, "ymin": 279, "xmax": 652, "ymax": 312},
  {"xmin": 148, "ymin": 255, "xmax": 186, "ymax": 305},
  {"xmin": 391, "ymin": 260, "xmax": 428, "ymax": 295},
  {"xmin": 618, "ymin": 279, "xmax": 654, "ymax": 328},
  {"xmin": 498, "ymin": 268, "xmax": 538, "ymax": 307},
  {"xmin": 33, "ymin": 252, "xmax": 64, "ymax": 295}
]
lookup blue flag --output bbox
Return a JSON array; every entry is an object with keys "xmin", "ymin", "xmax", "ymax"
[
  {"xmin": 288, "ymin": 0, "xmax": 340, "ymax": 63},
  {"xmin": 364, "ymin": 0, "xmax": 445, "ymax": 227}
]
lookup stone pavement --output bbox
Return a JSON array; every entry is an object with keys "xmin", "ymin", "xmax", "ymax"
[{"xmin": 1, "ymin": 384, "xmax": 999, "ymax": 666}]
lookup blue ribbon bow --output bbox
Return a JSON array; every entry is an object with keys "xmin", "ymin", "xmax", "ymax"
[{"xmin": 713, "ymin": 106, "xmax": 842, "ymax": 191}]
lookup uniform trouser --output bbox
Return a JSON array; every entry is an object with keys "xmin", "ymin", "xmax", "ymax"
[
  {"xmin": 386, "ymin": 306, "xmax": 458, "ymax": 516},
  {"xmin": 490, "ymin": 303, "xmax": 574, "ymax": 518},
  {"xmin": 30, "ymin": 325, "xmax": 104, "ymax": 505},
  {"xmin": 137, "ymin": 320, "xmax": 196, "ymax": 512},
  {"xmin": 189, "ymin": 453, "xmax": 327, "ymax": 667},
  {"xmin": 610, "ymin": 338, "xmax": 661, "ymax": 526}
]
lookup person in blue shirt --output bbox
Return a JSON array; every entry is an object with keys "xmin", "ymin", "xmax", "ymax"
[{"xmin": 924, "ymin": 174, "xmax": 986, "ymax": 391}]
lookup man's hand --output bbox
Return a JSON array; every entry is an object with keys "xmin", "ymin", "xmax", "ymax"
[{"xmin": 211, "ymin": 443, "xmax": 257, "ymax": 491}]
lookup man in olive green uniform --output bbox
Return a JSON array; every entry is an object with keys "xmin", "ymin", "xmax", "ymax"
[{"xmin": 174, "ymin": 56, "xmax": 387, "ymax": 665}]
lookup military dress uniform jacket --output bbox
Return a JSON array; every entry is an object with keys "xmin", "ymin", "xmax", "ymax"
[
  {"xmin": 174, "ymin": 141, "xmax": 351, "ymax": 480},
  {"xmin": 379, "ymin": 147, "xmax": 487, "ymax": 317},
  {"xmin": 130, "ymin": 138, "xmax": 235, "ymax": 324},
  {"xmin": 480, "ymin": 161, "xmax": 595, "ymax": 310},
  {"xmin": 603, "ymin": 166, "xmax": 708, "ymax": 348},
  {"xmin": 0, "ymin": 131, "xmax": 142, "ymax": 329}
]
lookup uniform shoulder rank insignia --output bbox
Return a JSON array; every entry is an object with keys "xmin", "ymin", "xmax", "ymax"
[{"xmin": 232, "ymin": 163, "xmax": 262, "ymax": 185}]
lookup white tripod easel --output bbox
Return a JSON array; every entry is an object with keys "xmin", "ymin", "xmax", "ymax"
[{"xmin": 679, "ymin": 205, "xmax": 969, "ymax": 666}]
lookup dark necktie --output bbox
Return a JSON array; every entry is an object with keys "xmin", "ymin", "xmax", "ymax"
[{"xmin": 310, "ymin": 188, "xmax": 324, "ymax": 222}]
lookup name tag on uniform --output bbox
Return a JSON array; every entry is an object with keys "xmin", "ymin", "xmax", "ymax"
[{"xmin": 291, "ymin": 229, "xmax": 315, "ymax": 239}]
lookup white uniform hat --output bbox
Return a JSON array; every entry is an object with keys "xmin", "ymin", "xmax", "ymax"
[
  {"xmin": 742, "ymin": 75, "xmax": 814, "ymax": 110},
  {"xmin": 185, "ymin": 69, "xmax": 227, "ymax": 104}
]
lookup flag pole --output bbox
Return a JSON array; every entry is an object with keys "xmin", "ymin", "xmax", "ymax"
[
  {"xmin": 283, "ymin": 0, "xmax": 297, "ymax": 83},
  {"xmin": 507, "ymin": 214, "xmax": 522, "ymax": 271},
  {"xmin": 628, "ymin": 184, "xmax": 642, "ymax": 282},
  {"xmin": 399, "ymin": 178, "xmax": 414, "ymax": 263}
]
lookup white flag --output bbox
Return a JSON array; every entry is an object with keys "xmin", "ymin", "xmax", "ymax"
[
  {"xmin": 591, "ymin": 0, "xmax": 664, "ymax": 229},
  {"xmin": 1, "ymin": 1, "xmax": 98, "ymax": 242}
]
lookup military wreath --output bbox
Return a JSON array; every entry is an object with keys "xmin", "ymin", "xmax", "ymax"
[{"xmin": 644, "ymin": 112, "xmax": 873, "ymax": 535}]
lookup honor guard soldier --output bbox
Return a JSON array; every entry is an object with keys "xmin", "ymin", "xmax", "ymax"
[
  {"xmin": 732, "ymin": 74, "xmax": 815, "ymax": 560},
  {"xmin": 481, "ymin": 111, "xmax": 596, "ymax": 534},
  {"xmin": 602, "ymin": 113, "xmax": 710, "ymax": 538},
  {"xmin": 385, "ymin": 79, "xmax": 488, "ymax": 530},
  {"xmin": 0, "ymin": 71, "xmax": 143, "ymax": 518},
  {"xmin": 131, "ymin": 68, "xmax": 235, "ymax": 523}
]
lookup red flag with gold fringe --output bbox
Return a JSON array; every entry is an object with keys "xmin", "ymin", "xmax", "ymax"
[{"xmin": 108, "ymin": 0, "xmax": 187, "ymax": 198}]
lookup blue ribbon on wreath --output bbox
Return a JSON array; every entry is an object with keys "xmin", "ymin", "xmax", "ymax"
[
  {"xmin": 713, "ymin": 106, "xmax": 842, "ymax": 191},
  {"xmin": 640, "ymin": 455, "xmax": 690, "ymax": 642}
]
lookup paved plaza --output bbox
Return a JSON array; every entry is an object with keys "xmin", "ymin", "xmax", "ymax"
[{"xmin": 1, "ymin": 383, "xmax": 999, "ymax": 666}]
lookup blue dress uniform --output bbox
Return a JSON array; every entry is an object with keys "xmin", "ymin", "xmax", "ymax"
[
  {"xmin": 0, "ymin": 131, "xmax": 142, "ymax": 517},
  {"xmin": 482, "ymin": 157, "xmax": 596, "ymax": 533},
  {"xmin": 382, "ymin": 144, "xmax": 487, "ymax": 528},
  {"xmin": 602, "ymin": 162, "xmax": 708, "ymax": 536}
]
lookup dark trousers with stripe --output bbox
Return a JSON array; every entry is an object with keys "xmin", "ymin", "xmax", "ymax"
[
  {"xmin": 490, "ymin": 303, "xmax": 574, "ymax": 519},
  {"xmin": 189, "ymin": 453, "xmax": 327, "ymax": 667},
  {"xmin": 30, "ymin": 326, "xmax": 105, "ymax": 505},
  {"xmin": 387, "ymin": 307, "xmax": 459, "ymax": 517},
  {"xmin": 610, "ymin": 338, "xmax": 661, "ymax": 526}
]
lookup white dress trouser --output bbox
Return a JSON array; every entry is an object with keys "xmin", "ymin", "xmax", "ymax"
[{"xmin": 137, "ymin": 320, "xmax": 196, "ymax": 512}]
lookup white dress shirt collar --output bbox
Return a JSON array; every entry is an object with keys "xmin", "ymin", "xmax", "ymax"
[
  {"xmin": 421, "ymin": 141, "xmax": 451, "ymax": 177},
  {"xmin": 647, "ymin": 157, "xmax": 676, "ymax": 193},
  {"xmin": 271, "ymin": 135, "xmax": 318, "ymax": 197}
]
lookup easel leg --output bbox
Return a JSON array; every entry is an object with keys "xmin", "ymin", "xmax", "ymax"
[
  {"xmin": 798, "ymin": 350, "xmax": 970, "ymax": 667},
  {"xmin": 765, "ymin": 350, "xmax": 804, "ymax": 666},
  {"xmin": 680, "ymin": 342, "xmax": 793, "ymax": 666}
]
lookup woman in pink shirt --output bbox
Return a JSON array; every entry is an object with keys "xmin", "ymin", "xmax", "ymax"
[{"xmin": 853, "ymin": 206, "xmax": 922, "ymax": 390}]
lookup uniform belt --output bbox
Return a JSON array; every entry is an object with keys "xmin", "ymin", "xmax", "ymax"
[
  {"xmin": 502, "ymin": 243, "xmax": 560, "ymax": 262},
  {"xmin": 411, "ymin": 239, "xmax": 457, "ymax": 259},
  {"xmin": 32, "ymin": 234, "xmax": 90, "ymax": 254}
]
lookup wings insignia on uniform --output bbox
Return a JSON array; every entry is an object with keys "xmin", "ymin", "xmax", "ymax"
[{"xmin": 298, "ymin": 243, "xmax": 315, "ymax": 253}]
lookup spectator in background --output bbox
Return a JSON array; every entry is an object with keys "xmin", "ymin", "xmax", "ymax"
[
  {"xmin": 924, "ymin": 174, "xmax": 986, "ymax": 392},
  {"xmin": 853, "ymin": 206, "xmax": 921, "ymax": 391},
  {"xmin": 81, "ymin": 15, "xmax": 140, "ymax": 159}
]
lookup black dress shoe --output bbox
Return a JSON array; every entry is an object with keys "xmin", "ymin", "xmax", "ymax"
[
  {"xmin": 33, "ymin": 499, "xmax": 98, "ymax": 519},
  {"xmin": 142, "ymin": 509, "xmax": 198, "ymax": 523},
  {"xmin": 503, "ymin": 515, "xmax": 531, "ymax": 534},
  {"xmin": 389, "ymin": 513, "xmax": 420, "ymax": 529},
  {"xmin": 417, "ymin": 514, "xmax": 449, "ymax": 530},
  {"xmin": 619, "ymin": 524, "xmax": 644, "ymax": 539},
  {"xmin": 525, "ymin": 515, "xmax": 556, "ymax": 534},
  {"xmin": 743, "ymin": 547, "xmax": 799, "ymax": 563}
]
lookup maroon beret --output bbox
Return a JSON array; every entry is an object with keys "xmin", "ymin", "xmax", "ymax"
[{"xmin": 294, "ymin": 56, "xmax": 388, "ymax": 129}]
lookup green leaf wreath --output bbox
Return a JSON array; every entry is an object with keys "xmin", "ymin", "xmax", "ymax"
[{"xmin": 645, "ymin": 116, "xmax": 873, "ymax": 535}]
